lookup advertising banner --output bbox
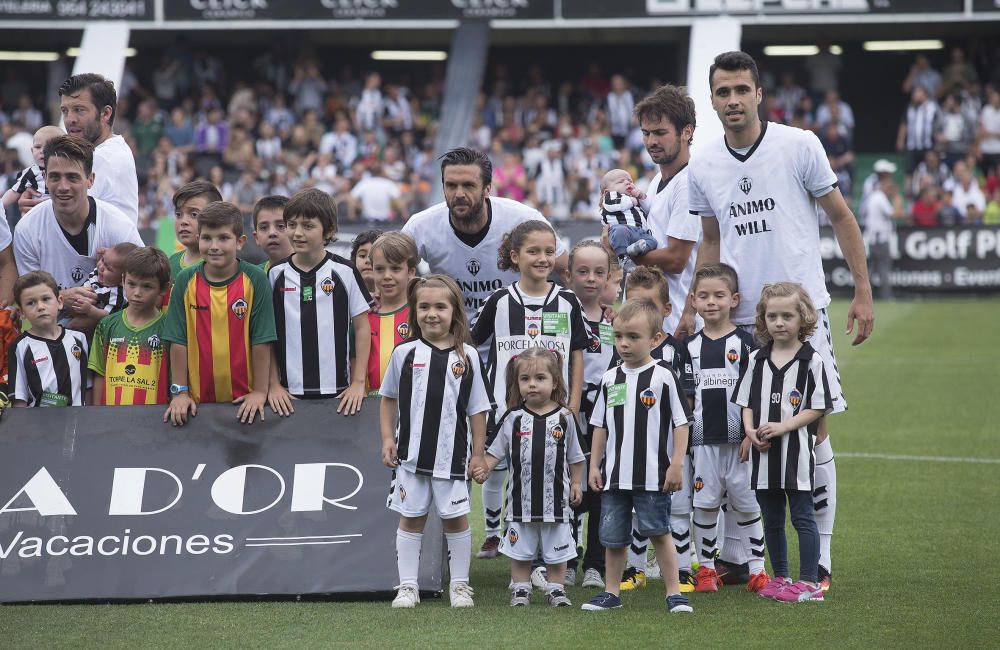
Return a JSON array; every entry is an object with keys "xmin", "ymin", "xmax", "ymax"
[
  {"xmin": 163, "ymin": 0, "xmax": 554, "ymax": 21},
  {"xmin": 562, "ymin": 0, "xmax": 965, "ymax": 19},
  {"xmin": 0, "ymin": 0, "xmax": 153, "ymax": 20},
  {"xmin": 0, "ymin": 402, "xmax": 444, "ymax": 602},
  {"xmin": 820, "ymin": 225, "xmax": 1000, "ymax": 294}
]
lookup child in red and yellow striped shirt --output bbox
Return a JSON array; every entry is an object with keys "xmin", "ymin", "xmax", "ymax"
[
  {"xmin": 162, "ymin": 202, "xmax": 277, "ymax": 426},
  {"xmin": 365, "ymin": 232, "xmax": 418, "ymax": 395}
]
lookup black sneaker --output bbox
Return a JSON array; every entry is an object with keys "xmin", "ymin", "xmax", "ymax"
[
  {"xmin": 581, "ymin": 591, "xmax": 623, "ymax": 611},
  {"xmin": 667, "ymin": 594, "xmax": 693, "ymax": 613},
  {"xmin": 715, "ymin": 558, "xmax": 751, "ymax": 585}
]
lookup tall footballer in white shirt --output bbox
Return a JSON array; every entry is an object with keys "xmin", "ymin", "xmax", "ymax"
[{"xmin": 689, "ymin": 52, "xmax": 875, "ymax": 585}]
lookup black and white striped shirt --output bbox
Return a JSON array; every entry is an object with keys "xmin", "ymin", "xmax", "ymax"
[
  {"xmin": 488, "ymin": 405, "xmax": 586, "ymax": 523},
  {"xmin": 600, "ymin": 191, "xmax": 648, "ymax": 229},
  {"xmin": 904, "ymin": 100, "xmax": 940, "ymax": 151},
  {"xmin": 732, "ymin": 342, "xmax": 832, "ymax": 491},
  {"xmin": 83, "ymin": 268, "xmax": 126, "ymax": 316},
  {"xmin": 380, "ymin": 339, "xmax": 492, "ymax": 480},
  {"xmin": 8, "ymin": 328, "xmax": 90, "ymax": 407},
  {"xmin": 590, "ymin": 360, "xmax": 693, "ymax": 492},
  {"xmin": 685, "ymin": 328, "xmax": 756, "ymax": 446},
  {"xmin": 607, "ymin": 90, "xmax": 634, "ymax": 137},
  {"xmin": 472, "ymin": 282, "xmax": 591, "ymax": 414},
  {"xmin": 270, "ymin": 253, "xmax": 373, "ymax": 397}
]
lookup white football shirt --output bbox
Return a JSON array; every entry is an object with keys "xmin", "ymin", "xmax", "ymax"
[
  {"xmin": 14, "ymin": 197, "xmax": 143, "ymax": 289},
  {"xmin": 645, "ymin": 165, "xmax": 700, "ymax": 333},
  {"xmin": 688, "ymin": 121, "xmax": 838, "ymax": 324},
  {"xmin": 91, "ymin": 134, "xmax": 139, "ymax": 223},
  {"xmin": 402, "ymin": 196, "xmax": 567, "ymax": 320}
]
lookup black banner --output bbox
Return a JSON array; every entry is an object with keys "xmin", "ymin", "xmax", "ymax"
[
  {"xmin": 973, "ymin": 0, "xmax": 1000, "ymax": 11},
  {"xmin": 0, "ymin": 0, "xmax": 152, "ymax": 20},
  {"xmin": 0, "ymin": 402, "xmax": 444, "ymax": 602},
  {"xmin": 821, "ymin": 225, "xmax": 1000, "ymax": 294},
  {"xmin": 563, "ymin": 0, "xmax": 964, "ymax": 19},
  {"xmin": 164, "ymin": 0, "xmax": 554, "ymax": 21}
]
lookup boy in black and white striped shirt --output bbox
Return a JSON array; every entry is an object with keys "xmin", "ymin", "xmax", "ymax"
[
  {"xmin": 583, "ymin": 298, "xmax": 693, "ymax": 614},
  {"xmin": 9, "ymin": 272, "xmax": 90, "ymax": 407},
  {"xmin": 599, "ymin": 169, "xmax": 658, "ymax": 272}
]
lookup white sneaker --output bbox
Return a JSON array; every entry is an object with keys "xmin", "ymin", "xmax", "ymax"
[
  {"xmin": 530, "ymin": 567, "xmax": 548, "ymax": 589},
  {"xmin": 510, "ymin": 586, "xmax": 531, "ymax": 606},
  {"xmin": 449, "ymin": 582, "xmax": 475, "ymax": 608},
  {"xmin": 545, "ymin": 587, "xmax": 572, "ymax": 607},
  {"xmin": 646, "ymin": 554, "xmax": 661, "ymax": 580},
  {"xmin": 564, "ymin": 568, "xmax": 577, "ymax": 586},
  {"xmin": 582, "ymin": 568, "xmax": 605, "ymax": 589},
  {"xmin": 391, "ymin": 584, "xmax": 420, "ymax": 608}
]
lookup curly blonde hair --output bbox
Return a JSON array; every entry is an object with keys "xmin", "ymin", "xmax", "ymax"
[{"xmin": 754, "ymin": 282, "xmax": 818, "ymax": 344}]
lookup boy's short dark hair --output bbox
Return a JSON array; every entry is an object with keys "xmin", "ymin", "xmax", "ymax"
[
  {"xmin": 351, "ymin": 229, "xmax": 384, "ymax": 264},
  {"xmin": 123, "ymin": 247, "xmax": 171, "ymax": 289},
  {"xmin": 14, "ymin": 271, "xmax": 60, "ymax": 306},
  {"xmin": 110, "ymin": 242, "xmax": 139, "ymax": 259},
  {"xmin": 624, "ymin": 265, "xmax": 670, "ymax": 309},
  {"xmin": 59, "ymin": 73, "xmax": 118, "ymax": 125},
  {"xmin": 285, "ymin": 188, "xmax": 338, "ymax": 244},
  {"xmin": 43, "ymin": 135, "xmax": 95, "ymax": 176},
  {"xmin": 710, "ymin": 51, "xmax": 761, "ymax": 90},
  {"xmin": 252, "ymin": 195, "xmax": 289, "ymax": 229},
  {"xmin": 172, "ymin": 180, "xmax": 223, "ymax": 211},
  {"xmin": 693, "ymin": 263, "xmax": 740, "ymax": 294},
  {"xmin": 198, "ymin": 201, "xmax": 244, "ymax": 237}
]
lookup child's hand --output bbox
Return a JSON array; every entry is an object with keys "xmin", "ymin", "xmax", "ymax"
[
  {"xmin": 163, "ymin": 393, "xmax": 197, "ymax": 427},
  {"xmin": 662, "ymin": 464, "xmax": 682, "ymax": 492},
  {"xmin": 588, "ymin": 464, "xmax": 604, "ymax": 491},
  {"xmin": 336, "ymin": 383, "xmax": 366, "ymax": 416},
  {"xmin": 569, "ymin": 483, "xmax": 583, "ymax": 507},
  {"xmin": 472, "ymin": 466, "xmax": 490, "ymax": 484},
  {"xmin": 747, "ymin": 427, "xmax": 771, "ymax": 452},
  {"xmin": 624, "ymin": 181, "xmax": 646, "ymax": 201},
  {"xmin": 468, "ymin": 454, "xmax": 488, "ymax": 482},
  {"xmin": 757, "ymin": 422, "xmax": 787, "ymax": 440},
  {"xmin": 234, "ymin": 390, "xmax": 267, "ymax": 424},
  {"xmin": 739, "ymin": 436, "xmax": 751, "ymax": 463},
  {"xmin": 267, "ymin": 383, "xmax": 297, "ymax": 417},
  {"xmin": 381, "ymin": 440, "xmax": 399, "ymax": 468}
]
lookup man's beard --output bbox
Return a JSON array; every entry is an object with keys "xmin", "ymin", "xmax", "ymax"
[
  {"xmin": 649, "ymin": 145, "xmax": 679, "ymax": 166},
  {"xmin": 448, "ymin": 193, "xmax": 486, "ymax": 224}
]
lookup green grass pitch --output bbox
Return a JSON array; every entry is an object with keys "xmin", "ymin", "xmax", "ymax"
[{"xmin": 2, "ymin": 299, "xmax": 998, "ymax": 649}]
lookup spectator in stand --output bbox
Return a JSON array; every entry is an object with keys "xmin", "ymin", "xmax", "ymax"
[
  {"xmin": 902, "ymin": 54, "xmax": 942, "ymax": 99},
  {"xmin": 819, "ymin": 122, "xmax": 854, "ymax": 198},
  {"xmin": 132, "ymin": 99, "xmax": 164, "ymax": 160},
  {"xmin": 978, "ymin": 85, "xmax": 1000, "ymax": 176},
  {"xmin": 356, "ymin": 72, "xmax": 384, "ymax": 133},
  {"xmin": 910, "ymin": 183, "xmax": 942, "ymax": 227},
  {"xmin": 164, "ymin": 107, "xmax": 195, "ymax": 151},
  {"xmin": 948, "ymin": 161, "xmax": 986, "ymax": 223},
  {"xmin": 533, "ymin": 140, "xmax": 569, "ymax": 218},
  {"xmin": 803, "ymin": 42, "xmax": 841, "ymax": 102},
  {"xmin": 289, "ymin": 60, "xmax": 327, "ymax": 116},
  {"xmin": 12, "ymin": 95, "xmax": 43, "ymax": 132},
  {"xmin": 350, "ymin": 164, "xmax": 402, "ymax": 222},
  {"xmin": 320, "ymin": 116, "xmax": 358, "ymax": 169},
  {"xmin": 938, "ymin": 188, "xmax": 962, "ymax": 226},
  {"xmin": 152, "ymin": 55, "xmax": 183, "ymax": 109},
  {"xmin": 774, "ymin": 72, "xmax": 806, "ymax": 124},
  {"xmin": 494, "ymin": 152, "xmax": 528, "ymax": 202},
  {"xmin": 859, "ymin": 158, "xmax": 896, "ymax": 224},
  {"xmin": 607, "ymin": 74, "xmax": 635, "ymax": 149},
  {"xmin": 897, "ymin": 86, "xmax": 940, "ymax": 182},
  {"xmin": 984, "ymin": 187, "xmax": 1000, "ymax": 225},
  {"xmin": 936, "ymin": 94, "xmax": 976, "ymax": 167},
  {"xmin": 255, "ymin": 121, "xmax": 282, "ymax": 166},
  {"xmin": 196, "ymin": 107, "xmax": 229, "ymax": 154},
  {"xmin": 816, "ymin": 90, "xmax": 854, "ymax": 135},
  {"xmin": 264, "ymin": 93, "xmax": 296, "ymax": 138},
  {"xmin": 941, "ymin": 47, "xmax": 978, "ymax": 99},
  {"xmin": 910, "ymin": 149, "xmax": 951, "ymax": 199}
]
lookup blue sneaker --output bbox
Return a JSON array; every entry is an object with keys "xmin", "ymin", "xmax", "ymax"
[
  {"xmin": 667, "ymin": 594, "xmax": 693, "ymax": 613},
  {"xmin": 581, "ymin": 591, "xmax": 623, "ymax": 611}
]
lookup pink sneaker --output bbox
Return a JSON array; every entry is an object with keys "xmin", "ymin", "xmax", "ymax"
[
  {"xmin": 758, "ymin": 576, "xmax": 792, "ymax": 600},
  {"xmin": 774, "ymin": 580, "xmax": 824, "ymax": 603}
]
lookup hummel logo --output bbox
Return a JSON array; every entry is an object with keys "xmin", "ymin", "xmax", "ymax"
[
  {"xmin": 451, "ymin": 497, "xmax": 469, "ymax": 506},
  {"xmin": 553, "ymin": 544, "xmax": 570, "ymax": 551}
]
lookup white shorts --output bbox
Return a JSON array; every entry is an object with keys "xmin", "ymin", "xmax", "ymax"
[
  {"xmin": 691, "ymin": 444, "xmax": 758, "ymax": 512},
  {"xmin": 670, "ymin": 452, "xmax": 694, "ymax": 516},
  {"xmin": 499, "ymin": 521, "xmax": 578, "ymax": 564},
  {"xmin": 387, "ymin": 467, "xmax": 471, "ymax": 519},
  {"xmin": 740, "ymin": 309, "xmax": 846, "ymax": 414}
]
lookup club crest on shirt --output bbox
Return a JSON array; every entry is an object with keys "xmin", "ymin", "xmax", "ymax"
[
  {"xmin": 231, "ymin": 298, "xmax": 249, "ymax": 320},
  {"xmin": 639, "ymin": 388, "xmax": 657, "ymax": 408},
  {"xmin": 587, "ymin": 335, "xmax": 601, "ymax": 353},
  {"xmin": 451, "ymin": 360, "xmax": 466, "ymax": 378},
  {"xmin": 694, "ymin": 476, "xmax": 704, "ymax": 492},
  {"xmin": 508, "ymin": 528, "xmax": 518, "ymax": 545},
  {"xmin": 550, "ymin": 424, "xmax": 564, "ymax": 440},
  {"xmin": 71, "ymin": 266, "xmax": 85, "ymax": 283},
  {"xmin": 320, "ymin": 277, "xmax": 335, "ymax": 296},
  {"xmin": 526, "ymin": 322, "xmax": 540, "ymax": 339},
  {"xmin": 70, "ymin": 344, "xmax": 82, "ymax": 360},
  {"xmin": 147, "ymin": 335, "xmax": 161, "ymax": 349},
  {"xmin": 467, "ymin": 259, "xmax": 480, "ymax": 276},
  {"xmin": 788, "ymin": 389, "xmax": 802, "ymax": 408},
  {"xmin": 396, "ymin": 322, "xmax": 410, "ymax": 339},
  {"xmin": 738, "ymin": 176, "xmax": 752, "ymax": 195},
  {"xmin": 726, "ymin": 348, "xmax": 739, "ymax": 363}
]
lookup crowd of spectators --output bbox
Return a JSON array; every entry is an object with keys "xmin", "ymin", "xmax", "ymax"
[{"xmin": 1, "ymin": 43, "xmax": 999, "ymax": 230}]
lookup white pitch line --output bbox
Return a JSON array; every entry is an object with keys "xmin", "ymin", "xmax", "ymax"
[
  {"xmin": 245, "ymin": 534, "xmax": 362, "ymax": 542},
  {"xmin": 838, "ymin": 451, "xmax": 1000, "ymax": 465},
  {"xmin": 246, "ymin": 540, "xmax": 353, "ymax": 547}
]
